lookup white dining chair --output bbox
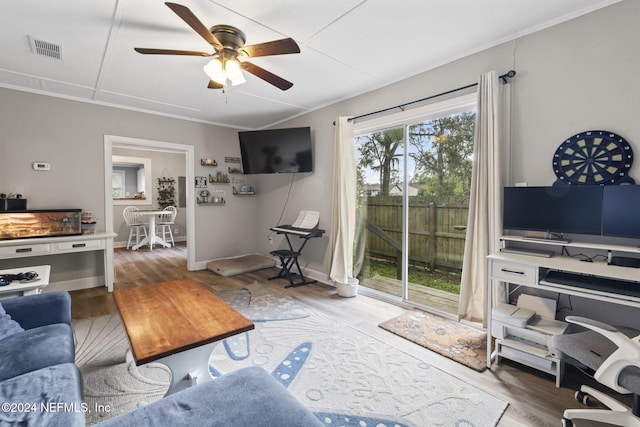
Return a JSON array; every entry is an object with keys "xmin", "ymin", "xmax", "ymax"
[
  {"xmin": 123, "ymin": 206, "xmax": 147, "ymax": 249},
  {"xmin": 157, "ymin": 206, "xmax": 177, "ymax": 246}
]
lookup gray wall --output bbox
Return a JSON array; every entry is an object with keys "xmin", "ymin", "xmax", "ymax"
[
  {"xmin": 0, "ymin": 89, "xmax": 259, "ymax": 266},
  {"xmin": 254, "ymin": 0, "xmax": 639, "ymax": 324},
  {"xmin": 259, "ymin": 1, "xmax": 640, "ymax": 264}
]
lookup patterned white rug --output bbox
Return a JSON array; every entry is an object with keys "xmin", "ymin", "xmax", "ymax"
[{"xmin": 74, "ymin": 283, "xmax": 507, "ymax": 426}]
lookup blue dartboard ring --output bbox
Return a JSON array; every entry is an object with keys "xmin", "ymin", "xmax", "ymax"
[{"xmin": 553, "ymin": 130, "xmax": 634, "ymax": 185}]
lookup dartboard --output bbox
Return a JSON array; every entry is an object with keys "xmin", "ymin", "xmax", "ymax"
[{"xmin": 553, "ymin": 130, "xmax": 634, "ymax": 185}]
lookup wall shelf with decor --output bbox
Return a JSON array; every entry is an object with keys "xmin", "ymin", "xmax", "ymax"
[
  {"xmin": 233, "ymin": 186, "xmax": 255, "ymax": 196},
  {"xmin": 200, "ymin": 158, "xmax": 217, "ymax": 167},
  {"xmin": 197, "ymin": 197, "xmax": 225, "ymax": 205},
  {"xmin": 209, "ymin": 172, "xmax": 230, "ymax": 183}
]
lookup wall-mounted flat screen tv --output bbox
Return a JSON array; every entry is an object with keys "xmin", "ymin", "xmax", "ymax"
[
  {"xmin": 238, "ymin": 126, "xmax": 312, "ymax": 174},
  {"xmin": 503, "ymin": 186, "xmax": 604, "ymax": 235},
  {"xmin": 602, "ymin": 185, "xmax": 640, "ymax": 238}
]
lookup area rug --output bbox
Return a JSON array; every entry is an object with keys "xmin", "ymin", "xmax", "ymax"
[
  {"xmin": 379, "ymin": 309, "xmax": 488, "ymax": 372},
  {"xmin": 74, "ymin": 283, "xmax": 506, "ymax": 426}
]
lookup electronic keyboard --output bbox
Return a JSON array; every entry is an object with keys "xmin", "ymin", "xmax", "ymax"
[{"xmin": 271, "ymin": 225, "xmax": 319, "ymax": 236}]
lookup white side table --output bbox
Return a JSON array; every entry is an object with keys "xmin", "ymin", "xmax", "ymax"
[{"xmin": 0, "ymin": 265, "xmax": 51, "ymax": 299}]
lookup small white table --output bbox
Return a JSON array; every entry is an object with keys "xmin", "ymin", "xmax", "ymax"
[
  {"xmin": 0, "ymin": 265, "xmax": 51, "ymax": 299},
  {"xmin": 132, "ymin": 210, "xmax": 172, "ymax": 251}
]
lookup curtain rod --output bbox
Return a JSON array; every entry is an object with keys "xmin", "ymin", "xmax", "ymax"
[{"xmin": 338, "ymin": 70, "xmax": 516, "ymax": 124}]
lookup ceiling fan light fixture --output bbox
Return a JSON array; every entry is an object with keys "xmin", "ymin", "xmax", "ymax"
[
  {"xmin": 203, "ymin": 58, "xmax": 226, "ymax": 85},
  {"xmin": 226, "ymin": 59, "xmax": 246, "ymax": 86},
  {"xmin": 203, "ymin": 58, "xmax": 246, "ymax": 86}
]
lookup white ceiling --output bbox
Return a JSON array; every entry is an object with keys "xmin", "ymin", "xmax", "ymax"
[{"xmin": 0, "ymin": 0, "xmax": 622, "ymax": 129}]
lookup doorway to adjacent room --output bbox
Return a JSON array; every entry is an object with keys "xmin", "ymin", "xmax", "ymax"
[{"xmin": 103, "ymin": 135, "xmax": 196, "ymax": 271}]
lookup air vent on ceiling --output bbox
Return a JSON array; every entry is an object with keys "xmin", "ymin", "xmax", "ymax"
[{"xmin": 29, "ymin": 36, "xmax": 62, "ymax": 60}]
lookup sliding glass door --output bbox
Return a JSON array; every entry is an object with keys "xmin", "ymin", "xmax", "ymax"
[
  {"xmin": 354, "ymin": 95, "xmax": 476, "ymax": 315},
  {"xmin": 354, "ymin": 127, "xmax": 406, "ymax": 299}
]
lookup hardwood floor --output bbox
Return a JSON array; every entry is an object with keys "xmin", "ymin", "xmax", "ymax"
[{"xmin": 69, "ymin": 243, "xmax": 624, "ymax": 426}]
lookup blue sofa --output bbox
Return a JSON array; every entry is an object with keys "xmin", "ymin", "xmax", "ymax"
[
  {"xmin": 0, "ymin": 291, "xmax": 84, "ymax": 426},
  {"xmin": 0, "ymin": 291, "xmax": 323, "ymax": 427}
]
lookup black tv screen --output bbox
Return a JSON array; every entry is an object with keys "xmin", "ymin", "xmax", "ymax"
[
  {"xmin": 503, "ymin": 186, "xmax": 603, "ymax": 235},
  {"xmin": 602, "ymin": 185, "xmax": 640, "ymax": 238},
  {"xmin": 238, "ymin": 127, "xmax": 312, "ymax": 174}
]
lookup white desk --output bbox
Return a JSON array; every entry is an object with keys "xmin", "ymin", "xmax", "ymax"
[
  {"xmin": 487, "ymin": 237, "xmax": 640, "ymax": 370},
  {"xmin": 0, "ymin": 265, "xmax": 51, "ymax": 299},
  {"xmin": 132, "ymin": 210, "xmax": 172, "ymax": 251}
]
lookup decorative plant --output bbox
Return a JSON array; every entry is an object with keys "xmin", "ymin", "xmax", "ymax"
[{"xmin": 157, "ymin": 177, "xmax": 176, "ymax": 209}]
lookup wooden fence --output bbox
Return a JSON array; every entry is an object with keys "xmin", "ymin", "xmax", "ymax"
[{"xmin": 361, "ymin": 196, "xmax": 468, "ymax": 273}]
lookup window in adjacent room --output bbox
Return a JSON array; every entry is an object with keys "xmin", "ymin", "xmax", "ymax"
[
  {"xmin": 111, "ymin": 155, "xmax": 151, "ymax": 205},
  {"xmin": 112, "ymin": 170, "xmax": 125, "ymax": 198}
]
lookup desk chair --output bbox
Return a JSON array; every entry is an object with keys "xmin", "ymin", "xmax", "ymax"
[
  {"xmin": 550, "ymin": 316, "xmax": 640, "ymax": 427},
  {"xmin": 123, "ymin": 206, "xmax": 147, "ymax": 249},
  {"xmin": 156, "ymin": 206, "xmax": 177, "ymax": 246}
]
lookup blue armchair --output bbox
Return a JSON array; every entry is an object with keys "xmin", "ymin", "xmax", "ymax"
[
  {"xmin": 0, "ymin": 291, "xmax": 76, "ymax": 381},
  {"xmin": 0, "ymin": 291, "xmax": 84, "ymax": 427}
]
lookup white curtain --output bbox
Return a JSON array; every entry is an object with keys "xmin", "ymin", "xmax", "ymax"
[
  {"xmin": 329, "ymin": 117, "xmax": 356, "ymax": 285},
  {"xmin": 458, "ymin": 71, "xmax": 505, "ymax": 326}
]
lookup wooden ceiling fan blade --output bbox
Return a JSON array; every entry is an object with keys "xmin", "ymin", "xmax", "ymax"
[
  {"xmin": 241, "ymin": 38, "xmax": 300, "ymax": 58},
  {"xmin": 134, "ymin": 48, "xmax": 212, "ymax": 56},
  {"xmin": 164, "ymin": 2, "xmax": 223, "ymax": 49},
  {"xmin": 242, "ymin": 61, "xmax": 293, "ymax": 91},
  {"xmin": 207, "ymin": 80, "xmax": 223, "ymax": 89}
]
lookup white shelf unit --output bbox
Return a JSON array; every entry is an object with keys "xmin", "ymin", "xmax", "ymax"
[
  {"xmin": 487, "ymin": 236, "xmax": 640, "ymax": 384},
  {"xmin": 495, "ymin": 338, "xmax": 563, "ymax": 385}
]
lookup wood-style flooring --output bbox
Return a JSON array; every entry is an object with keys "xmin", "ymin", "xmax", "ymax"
[{"xmin": 69, "ymin": 243, "xmax": 625, "ymax": 426}]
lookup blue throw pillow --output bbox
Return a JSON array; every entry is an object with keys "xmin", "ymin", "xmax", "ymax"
[{"xmin": 0, "ymin": 303, "xmax": 24, "ymax": 340}]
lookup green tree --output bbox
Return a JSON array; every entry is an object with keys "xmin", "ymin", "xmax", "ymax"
[
  {"xmin": 408, "ymin": 112, "xmax": 475, "ymax": 199},
  {"xmin": 356, "ymin": 128, "xmax": 403, "ymax": 196}
]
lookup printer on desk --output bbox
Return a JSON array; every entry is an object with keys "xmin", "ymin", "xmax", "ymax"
[{"xmin": 491, "ymin": 294, "xmax": 569, "ymax": 386}]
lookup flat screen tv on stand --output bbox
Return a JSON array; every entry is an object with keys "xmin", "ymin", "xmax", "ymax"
[
  {"xmin": 238, "ymin": 127, "xmax": 313, "ymax": 174},
  {"xmin": 502, "ymin": 186, "xmax": 605, "ymax": 241}
]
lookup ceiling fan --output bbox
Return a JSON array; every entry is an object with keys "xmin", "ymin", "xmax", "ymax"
[{"xmin": 134, "ymin": 2, "xmax": 300, "ymax": 91}]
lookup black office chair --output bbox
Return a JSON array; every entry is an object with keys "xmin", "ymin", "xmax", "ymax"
[{"xmin": 550, "ymin": 316, "xmax": 640, "ymax": 427}]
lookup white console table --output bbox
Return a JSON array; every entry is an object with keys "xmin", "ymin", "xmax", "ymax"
[
  {"xmin": 0, "ymin": 232, "xmax": 116, "ymax": 292},
  {"xmin": 487, "ymin": 236, "xmax": 640, "ymax": 372}
]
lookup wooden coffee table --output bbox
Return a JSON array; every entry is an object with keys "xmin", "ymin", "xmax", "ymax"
[{"xmin": 113, "ymin": 278, "xmax": 254, "ymax": 395}]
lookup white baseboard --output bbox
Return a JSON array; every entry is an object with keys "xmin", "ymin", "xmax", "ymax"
[
  {"xmin": 302, "ymin": 267, "xmax": 329, "ymax": 285},
  {"xmin": 44, "ymin": 276, "xmax": 105, "ymax": 293}
]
